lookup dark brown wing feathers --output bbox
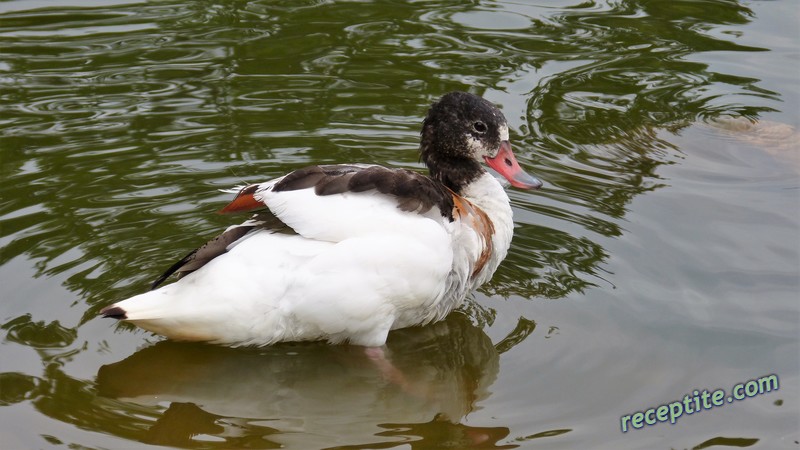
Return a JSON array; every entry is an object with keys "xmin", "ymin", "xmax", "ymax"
[
  {"xmin": 151, "ymin": 211, "xmax": 291, "ymax": 289},
  {"xmin": 274, "ymin": 165, "xmax": 455, "ymax": 220},
  {"xmin": 150, "ymin": 224, "xmax": 257, "ymax": 290},
  {"xmin": 271, "ymin": 166, "xmax": 329, "ymax": 191}
]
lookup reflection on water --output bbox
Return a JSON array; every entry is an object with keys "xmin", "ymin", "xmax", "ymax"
[
  {"xmin": 94, "ymin": 313, "xmax": 512, "ymax": 448},
  {"xmin": 529, "ymin": 1, "xmax": 774, "ymax": 145},
  {"xmin": 0, "ymin": 0, "xmax": 797, "ymax": 448}
]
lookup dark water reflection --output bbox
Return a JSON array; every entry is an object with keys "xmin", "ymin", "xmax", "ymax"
[
  {"xmin": 1, "ymin": 0, "xmax": 797, "ymax": 448},
  {"xmin": 97, "ymin": 314, "xmax": 507, "ymax": 448}
]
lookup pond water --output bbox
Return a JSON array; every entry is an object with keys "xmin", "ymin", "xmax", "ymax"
[{"xmin": 1, "ymin": 0, "xmax": 798, "ymax": 449}]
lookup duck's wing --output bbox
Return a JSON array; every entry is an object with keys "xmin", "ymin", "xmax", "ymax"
[
  {"xmin": 275, "ymin": 164, "xmax": 454, "ymax": 217},
  {"xmin": 151, "ymin": 164, "xmax": 456, "ymax": 289},
  {"xmin": 221, "ymin": 164, "xmax": 455, "ymax": 217},
  {"xmin": 220, "ymin": 164, "xmax": 457, "ymax": 239},
  {"xmin": 150, "ymin": 211, "xmax": 287, "ymax": 289}
]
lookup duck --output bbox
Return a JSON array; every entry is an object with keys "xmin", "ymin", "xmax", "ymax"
[{"xmin": 100, "ymin": 91, "xmax": 542, "ymax": 347}]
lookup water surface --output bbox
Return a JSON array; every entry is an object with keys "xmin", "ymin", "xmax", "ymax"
[{"xmin": 1, "ymin": 0, "xmax": 798, "ymax": 448}]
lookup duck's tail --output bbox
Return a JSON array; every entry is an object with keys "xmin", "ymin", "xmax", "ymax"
[
  {"xmin": 99, "ymin": 288, "xmax": 230, "ymax": 342},
  {"xmin": 100, "ymin": 305, "xmax": 127, "ymax": 319},
  {"xmin": 100, "ymin": 288, "xmax": 171, "ymax": 322}
]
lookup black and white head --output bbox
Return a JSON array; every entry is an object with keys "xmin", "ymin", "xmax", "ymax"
[{"xmin": 420, "ymin": 91, "xmax": 542, "ymax": 192}]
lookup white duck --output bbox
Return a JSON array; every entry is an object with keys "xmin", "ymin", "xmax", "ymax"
[{"xmin": 101, "ymin": 92, "xmax": 542, "ymax": 347}]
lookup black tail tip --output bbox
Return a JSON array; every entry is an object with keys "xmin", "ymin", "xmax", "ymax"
[{"xmin": 100, "ymin": 306, "xmax": 127, "ymax": 320}]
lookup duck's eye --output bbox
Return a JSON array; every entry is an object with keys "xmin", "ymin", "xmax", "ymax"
[{"xmin": 472, "ymin": 121, "xmax": 487, "ymax": 134}]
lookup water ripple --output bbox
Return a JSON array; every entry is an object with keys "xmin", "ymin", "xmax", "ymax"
[{"xmin": 0, "ymin": 0, "xmax": 779, "ymax": 306}]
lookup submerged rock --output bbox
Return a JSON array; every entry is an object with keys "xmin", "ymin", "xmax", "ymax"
[{"xmin": 705, "ymin": 116, "xmax": 799, "ymax": 170}]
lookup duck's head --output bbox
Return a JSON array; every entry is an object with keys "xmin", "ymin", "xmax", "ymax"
[{"xmin": 420, "ymin": 91, "xmax": 543, "ymax": 193}]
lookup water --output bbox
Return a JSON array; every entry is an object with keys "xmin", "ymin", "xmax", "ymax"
[{"xmin": 1, "ymin": 0, "xmax": 798, "ymax": 448}]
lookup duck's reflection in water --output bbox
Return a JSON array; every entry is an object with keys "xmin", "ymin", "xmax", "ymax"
[{"xmin": 97, "ymin": 312, "xmax": 515, "ymax": 449}]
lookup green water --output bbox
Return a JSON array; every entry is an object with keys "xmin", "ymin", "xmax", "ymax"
[{"xmin": 1, "ymin": 0, "xmax": 798, "ymax": 448}]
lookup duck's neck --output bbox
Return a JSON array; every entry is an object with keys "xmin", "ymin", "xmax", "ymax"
[
  {"xmin": 420, "ymin": 135, "xmax": 484, "ymax": 194},
  {"xmin": 427, "ymin": 157, "xmax": 483, "ymax": 194},
  {"xmin": 460, "ymin": 172, "xmax": 515, "ymax": 284},
  {"xmin": 461, "ymin": 172, "xmax": 513, "ymax": 228}
]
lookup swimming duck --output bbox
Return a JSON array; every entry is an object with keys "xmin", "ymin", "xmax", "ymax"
[{"xmin": 100, "ymin": 91, "xmax": 542, "ymax": 347}]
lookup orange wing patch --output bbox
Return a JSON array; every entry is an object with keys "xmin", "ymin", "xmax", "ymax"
[
  {"xmin": 450, "ymin": 192, "xmax": 495, "ymax": 279},
  {"xmin": 218, "ymin": 184, "xmax": 264, "ymax": 214}
]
